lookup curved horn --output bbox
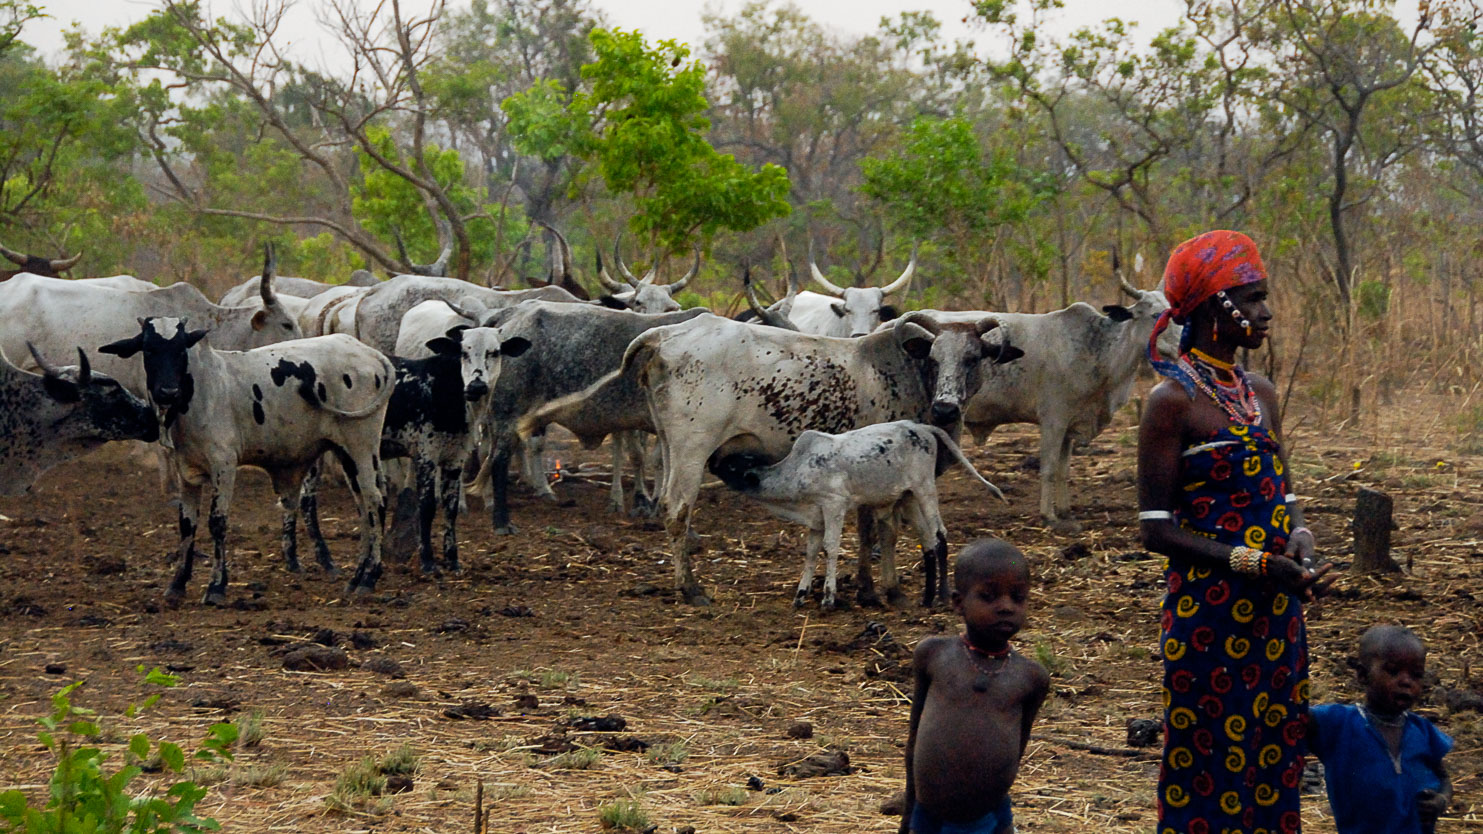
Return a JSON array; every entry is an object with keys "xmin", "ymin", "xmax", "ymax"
[
  {"xmin": 668, "ymin": 244, "xmax": 701, "ymax": 293},
  {"xmin": 1112, "ymin": 248, "xmax": 1142, "ymax": 299},
  {"xmin": 808, "ymin": 239, "xmax": 847, "ymax": 297},
  {"xmin": 76, "ymin": 348, "xmax": 91, "ymax": 384},
  {"xmin": 878, "ymin": 244, "xmax": 918, "ymax": 296},
  {"xmin": 595, "ymin": 244, "xmax": 627, "ymax": 293},
  {"xmin": 974, "ymin": 316, "xmax": 1003, "ymax": 336},
  {"xmin": 897, "ymin": 310, "xmax": 942, "ymax": 336},
  {"xmin": 402, "ymin": 221, "xmax": 454, "ymax": 276},
  {"xmin": 445, "ymin": 298, "xmax": 482, "ymax": 322},
  {"xmin": 26, "ymin": 342, "xmax": 61, "ymax": 377},
  {"xmin": 744, "ymin": 266, "xmax": 796, "ymax": 330},
  {"xmin": 613, "ymin": 232, "xmax": 642, "ymax": 288},
  {"xmin": 259, "ymin": 244, "xmax": 279, "ymax": 307},
  {"xmin": 48, "ymin": 251, "xmax": 83, "ymax": 272},
  {"xmin": 0, "ymin": 241, "xmax": 28, "ymax": 267}
]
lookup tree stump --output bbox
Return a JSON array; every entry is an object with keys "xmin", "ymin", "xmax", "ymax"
[{"xmin": 1353, "ymin": 487, "xmax": 1400, "ymax": 574}]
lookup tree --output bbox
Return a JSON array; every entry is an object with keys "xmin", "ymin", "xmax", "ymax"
[
  {"xmin": 503, "ymin": 27, "xmax": 791, "ymax": 252},
  {"xmin": 860, "ymin": 115, "xmax": 1055, "ymax": 306}
]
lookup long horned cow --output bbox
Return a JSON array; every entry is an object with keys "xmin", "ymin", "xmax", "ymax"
[
  {"xmin": 783, "ymin": 241, "xmax": 916, "ymax": 336},
  {"xmin": 0, "ymin": 242, "xmax": 83, "ymax": 281},
  {"xmin": 594, "ymin": 233, "xmax": 698, "ymax": 313}
]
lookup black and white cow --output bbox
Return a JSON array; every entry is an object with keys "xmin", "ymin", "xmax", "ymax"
[
  {"xmin": 292, "ymin": 323, "xmax": 530, "ymax": 577},
  {"xmin": 470, "ymin": 301, "xmax": 709, "ymax": 530},
  {"xmin": 709, "ymin": 421, "xmax": 1004, "ymax": 609},
  {"xmin": 99, "ymin": 318, "xmax": 394, "ymax": 605},
  {"xmin": 0, "ymin": 344, "xmax": 158, "ymax": 495},
  {"xmin": 613, "ymin": 311, "xmax": 1022, "ymax": 605}
]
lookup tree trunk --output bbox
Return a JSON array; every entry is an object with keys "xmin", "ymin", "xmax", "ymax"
[{"xmin": 1353, "ymin": 487, "xmax": 1399, "ymax": 574}]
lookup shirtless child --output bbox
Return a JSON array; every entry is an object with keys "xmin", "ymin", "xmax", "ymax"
[{"xmin": 900, "ymin": 539, "xmax": 1051, "ymax": 834}]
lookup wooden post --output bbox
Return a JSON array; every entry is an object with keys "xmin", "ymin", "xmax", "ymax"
[{"xmin": 1353, "ymin": 487, "xmax": 1399, "ymax": 574}]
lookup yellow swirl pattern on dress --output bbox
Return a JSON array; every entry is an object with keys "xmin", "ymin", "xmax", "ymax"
[
  {"xmin": 1255, "ymin": 783, "xmax": 1280, "ymax": 806},
  {"xmin": 1264, "ymin": 704, "xmax": 1288, "ymax": 727},
  {"xmin": 1224, "ymin": 714, "xmax": 1246, "ymax": 741},
  {"xmin": 1272, "ymin": 593, "xmax": 1289, "ymax": 615},
  {"xmin": 1231, "ymin": 599, "xmax": 1255, "ymax": 623},
  {"xmin": 1244, "ymin": 456, "xmax": 1263, "ymax": 476},
  {"xmin": 1274, "ymin": 456, "xmax": 1284, "ymax": 475},
  {"xmin": 1225, "ymin": 745, "xmax": 1246, "ymax": 772},
  {"xmin": 1165, "ymin": 786, "xmax": 1191, "ymax": 808},
  {"xmin": 1295, "ymin": 680, "xmax": 1310, "ymax": 703},
  {"xmin": 1265, "ymin": 638, "xmax": 1287, "ymax": 662},
  {"xmin": 1271, "ymin": 504, "xmax": 1289, "ymax": 531},
  {"xmin": 1169, "ymin": 746, "xmax": 1195, "ymax": 769},
  {"xmin": 1225, "ymin": 636, "xmax": 1251, "ymax": 659},
  {"xmin": 1191, "ymin": 565, "xmax": 1212, "ymax": 580},
  {"xmin": 1230, "ymin": 424, "xmax": 1250, "ymax": 437},
  {"xmin": 1164, "ymin": 637, "xmax": 1187, "ymax": 661},
  {"xmin": 1259, "ymin": 744, "xmax": 1284, "ymax": 768},
  {"xmin": 1244, "ymin": 526, "xmax": 1267, "ymax": 548},
  {"xmin": 1253, "ymin": 692, "xmax": 1270, "ymax": 717},
  {"xmin": 1170, "ymin": 707, "xmax": 1197, "ymax": 730},
  {"xmin": 1176, "ymin": 596, "xmax": 1201, "ymax": 618},
  {"xmin": 1220, "ymin": 791, "xmax": 1243, "ymax": 815},
  {"xmin": 1162, "ymin": 685, "xmax": 1173, "ymax": 710}
]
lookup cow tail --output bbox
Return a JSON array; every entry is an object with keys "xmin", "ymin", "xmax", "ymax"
[{"xmin": 927, "ymin": 425, "xmax": 1005, "ymax": 502}]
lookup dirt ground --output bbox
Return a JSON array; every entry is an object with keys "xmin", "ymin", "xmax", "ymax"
[{"xmin": 3, "ymin": 391, "xmax": 1483, "ymax": 833}]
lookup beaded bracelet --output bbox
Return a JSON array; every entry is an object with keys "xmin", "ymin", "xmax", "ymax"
[{"xmin": 1229, "ymin": 546, "xmax": 1268, "ymax": 577}]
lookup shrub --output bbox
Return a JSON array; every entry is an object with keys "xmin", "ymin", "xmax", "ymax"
[
  {"xmin": 596, "ymin": 798, "xmax": 649, "ymax": 831},
  {"xmin": 0, "ymin": 666, "xmax": 236, "ymax": 834}
]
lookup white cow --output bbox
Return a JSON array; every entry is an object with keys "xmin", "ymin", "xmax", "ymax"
[
  {"xmin": 709, "ymin": 420, "xmax": 1004, "ymax": 609},
  {"xmin": 785, "ymin": 244, "xmax": 914, "ymax": 336},
  {"xmin": 99, "ymin": 318, "xmax": 394, "ymax": 605},
  {"xmin": 614, "ymin": 311, "xmax": 1022, "ymax": 605}
]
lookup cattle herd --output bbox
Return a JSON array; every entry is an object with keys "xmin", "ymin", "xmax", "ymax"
[{"xmin": 0, "ymin": 235, "xmax": 1176, "ymax": 609}]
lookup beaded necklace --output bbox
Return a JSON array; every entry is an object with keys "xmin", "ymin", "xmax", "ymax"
[
  {"xmin": 1179, "ymin": 350, "xmax": 1262, "ymax": 425},
  {"xmin": 962, "ymin": 635, "xmax": 1012, "ymax": 693}
]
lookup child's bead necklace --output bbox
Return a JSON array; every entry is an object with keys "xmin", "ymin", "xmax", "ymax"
[{"xmin": 962, "ymin": 635, "xmax": 1012, "ymax": 693}]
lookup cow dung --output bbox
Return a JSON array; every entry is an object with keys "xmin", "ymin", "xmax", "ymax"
[
  {"xmin": 777, "ymin": 750, "xmax": 851, "ymax": 778},
  {"xmin": 361, "ymin": 657, "xmax": 406, "ymax": 678},
  {"xmin": 784, "ymin": 721, "xmax": 813, "ymax": 739},
  {"xmin": 281, "ymin": 645, "xmax": 348, "ymax": 672},
  {"xmin": 381, "ymin": 680, "xmax": 420, "ymax": 699}
]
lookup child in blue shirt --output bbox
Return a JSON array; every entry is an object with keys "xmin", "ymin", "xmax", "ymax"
[{"xmin": 1309, "ymin": 625, "xmax": 1453, "ymax": 834}]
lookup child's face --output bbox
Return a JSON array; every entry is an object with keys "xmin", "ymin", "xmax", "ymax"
[
  {"xmin": 1361, "ymin": 640, "xmax": 1427, "ymax": 714},
  {"xmin": 953, "ymin": 567, "xmax": 1029, "ymax": 646}
]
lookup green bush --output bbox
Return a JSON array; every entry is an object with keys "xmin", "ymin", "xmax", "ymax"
[{"xmin": 0, "ymin": 667, "xmax": 236, "ymax": 834}]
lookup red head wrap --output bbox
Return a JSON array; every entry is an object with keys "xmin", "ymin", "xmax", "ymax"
[{"xmin": 1148, "ymin": 230, "xmax": 1268, "ymax": 384}]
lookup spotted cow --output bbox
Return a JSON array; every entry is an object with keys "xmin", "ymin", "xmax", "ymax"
[{"xmin": 99, "ymin": 318, "xmax": 394, "ymax": 605}]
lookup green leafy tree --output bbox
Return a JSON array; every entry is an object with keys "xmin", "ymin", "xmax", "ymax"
[{"xmin": 505, "ymin": 27, "xmax": 791, "ymax": 252}]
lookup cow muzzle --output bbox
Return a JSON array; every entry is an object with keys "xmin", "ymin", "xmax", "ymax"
[
  {"xmin": 464, "ymin": 379, "xmax": 489, "ymax": 401},
  {"xmin": 930, "ymin": 401, "xmax": 960, "ymax": 427},
  {"xmin": 153, "ymin": 385, "xmax": 181, "ymax": 406}
]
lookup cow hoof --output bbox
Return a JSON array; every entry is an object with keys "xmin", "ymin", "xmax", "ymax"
[
  {"xmin": 163, "ymin": 590, "xmax": 185, "ymax": 609},
  {"xmin": 284, "ymin": 560, "xmax": 303, "ymax": 574},
  {"xmin": 822, "ymin": 597, "xmax": 850, "ymax": 612},
  {"xmin": 856, "ymin": 591, "xmax": 883, "ymax": 609},
  {"xmin": 420, "ymin": 564, "xmax": 441, "ymax": 577},
  {"xmin": 630, "ymin": 498, "xmax": 659, "ymax": 518},
  {"xmin": 608, "ymin": 500, "xmax": 626, "ymax": 515},
  {"xmin": 792, "ymin": 592, "xmax": 810, "ymax": 608},
  {"xmin": 349, "ymin": 583, "xmax": 377, "ymax": 597},
  {"xmin": 494, "ymin": 524, "xmax": 518, "ymax": 536},
  {"xmin": 202, "ymin": 592, "xmax": 227, "ymax": 607},
  {"xmin": 679, "ymin": 585, "xmax": 712, "ymax": 606},
  {"xmin": 318, "ymin": 563, "xmax": 342, "ymax": 578},
  {"xmin": 885, "ymin": 587, "xmax": 908, "ymax": 606}
]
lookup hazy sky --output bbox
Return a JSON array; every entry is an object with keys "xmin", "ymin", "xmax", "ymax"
[{"xmin": 22, "ymin": 0, "xmax": 1187, "ymax": 64}]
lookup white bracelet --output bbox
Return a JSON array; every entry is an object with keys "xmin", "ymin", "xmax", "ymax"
[
  {"xmin": 1139, "ymin": 510, "xmax": 1173, "ymax": 521},
  {"xmin": 1284, "ymin": 493, "xmax": 1297, "ymax": 503}
]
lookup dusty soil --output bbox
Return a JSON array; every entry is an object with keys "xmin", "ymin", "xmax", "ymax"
[{"xmin": 3, "ymin": 392, "xmax": 1483, "ymax": 833}]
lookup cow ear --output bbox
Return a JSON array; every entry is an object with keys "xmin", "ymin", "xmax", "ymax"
[
  {"xmin": 184, "ymin": 329, "xmax": 208, "ymax": 349},
  {"xmin": 41, "ymin": 373, "xmax": 81, "ymax": 403},
  {"xmin": 830, "ymin": 302, "xmax": 847, "ymax": 318},
  {"xmin": 98, "ymin": 335, "xmax": 142, "ymax": 358},
  {"xmin": 425, "ymin": 337, "xmax": 460, "ymax": 356},
  {"xmin": 896, "ymin": 321, "xmax": 935, "ymax": 359},
  {"xmin": 251, "ymin": 309, "xmax": 267, "ymax": 331},
  {"xmin": 1102, "ymin": 304, "xmax": 1134, "ymax": 322},
  {"xmin": 500, "ymin": 336, "xmax": 532, "ymax": 357},
  {"xmin": 443, "ymin": 325, "xmax": 470, "ymax": 340},
  {"xmin": 878, "ymin": 304, "xmax": 899, "ymax": 322},
  {"xmin": 990, "ymin": 343, "xmax": 1025, "ymax": 364}
]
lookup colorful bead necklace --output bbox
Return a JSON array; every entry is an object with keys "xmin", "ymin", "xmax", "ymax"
[
  {"xmin": 1179, "ymin": 351, "xmax": 1262, "ymax": 425},
  {"xmin": 962, "ymin": 635, "xmax": 1012, "ymax": 693}
]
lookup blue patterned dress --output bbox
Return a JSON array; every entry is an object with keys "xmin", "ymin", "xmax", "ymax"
[{"xmin": 1157, "ymin": 423, "xmax": 1309, "ymax": 834}]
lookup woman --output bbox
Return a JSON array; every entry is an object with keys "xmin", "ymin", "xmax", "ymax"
[{"xmin": 1137, "ymin": 230, "xmax": 1333, "ymax": 834}]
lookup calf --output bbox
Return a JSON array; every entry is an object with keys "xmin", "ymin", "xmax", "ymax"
[
  {"xmin": 0, "ymin": 344, "xmax": 158, "ymax": 495},
  {"xmin": 709, "ymin": 421, "xmax": 1003, "ymax": 609},
  {"xmin": 100, "ymin": 318, "xmax": 394, "ymax": 604}
]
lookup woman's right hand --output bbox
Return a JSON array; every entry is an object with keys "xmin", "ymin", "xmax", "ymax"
[{"xmin": 1266, "ymin": 553, "xmax": 1336, "ymax": 601}]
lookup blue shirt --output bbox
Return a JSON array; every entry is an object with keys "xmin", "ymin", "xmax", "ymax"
[{"xmin": 1309, "ymin": 703, "xmax": 1452, "ymax": 834}]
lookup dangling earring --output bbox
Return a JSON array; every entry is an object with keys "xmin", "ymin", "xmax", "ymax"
[{"xmin": 1212, "ymin": 318, "xmax": 1219, "ymax": 342}]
